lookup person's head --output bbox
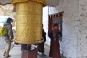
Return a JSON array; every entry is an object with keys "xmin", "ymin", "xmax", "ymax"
[
  {"xmin": 53, "ymin": 23, "xmax": 58, "ymax": 30},
  {"xmin": 6, "ymin": 17, "xmax": 13, "ymax": 24}
]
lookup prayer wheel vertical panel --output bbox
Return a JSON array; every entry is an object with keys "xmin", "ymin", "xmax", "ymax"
[{"xmin": 13, "ymin": 0, "xmax": 46, "ymax": 44}]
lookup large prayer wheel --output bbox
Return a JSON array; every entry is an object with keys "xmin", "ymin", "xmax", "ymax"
[{"xmin": 13, "ymin": 0, "xmax": 46, "ymax": 44}]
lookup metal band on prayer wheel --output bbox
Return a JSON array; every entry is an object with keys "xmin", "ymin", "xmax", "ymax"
[{"xmin": 14, "ymin": 1, "xmax": 46, "ymax": 44}]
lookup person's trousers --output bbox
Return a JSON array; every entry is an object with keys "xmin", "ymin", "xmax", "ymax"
[{"xmin": 3, "ymin": 39, "xmax": 11, "ymax": 57}]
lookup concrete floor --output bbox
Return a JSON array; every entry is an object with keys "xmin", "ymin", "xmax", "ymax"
[
  {"xmin": 0, "ymin": 45, "xmax": 66, "ymax": 58},
  {"xmin": 0, "ymin": 45, "xmax": 51, "ymax": 58},
  {"xmin": 0, "ymin": 32, "xmax": 66, "ymax": 58}
]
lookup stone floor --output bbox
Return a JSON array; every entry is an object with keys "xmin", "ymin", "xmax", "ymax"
[{"xmin": 0, "ymin": 44, "xmax": 65, "ymax": 58}]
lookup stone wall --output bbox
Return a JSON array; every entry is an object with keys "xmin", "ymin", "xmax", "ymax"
[
  {"xmin": 77, "ymin": 0, "xmax": 87, "ymax": 58},
  {"xmin": 43, "ymin": 6, "xmax": 50, "ymax": 45},
  {"xmin": 0, "ymin": 4, "xmax": 15, "ymax": 17},
  {"xmin": 43, "ymin": 4, "xmax": 78, "ymax": 58},
  {"xmin": 55, "ymin": 0, "xmax": 79, "ymax": 58},
  {"xmin": 55, "ymin": 0, "xmax": 87, "ymax": 58}
]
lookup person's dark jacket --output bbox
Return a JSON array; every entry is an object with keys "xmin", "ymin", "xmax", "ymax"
[
  {"xmin": 48, "ymin": 30, "xmax": 60, "ymax": 40},
  {"xmin": 42, "ymin": 29, "xmax": 46, "ymax": 42}
]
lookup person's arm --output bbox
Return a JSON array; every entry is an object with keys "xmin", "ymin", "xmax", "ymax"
[
  {"xmin": 48, "ymin": 31, "xmax": 53, "ymax": 40},
  {"xmin": 58, "ymin": 32, "xmax": 62, "ymax": 37}
]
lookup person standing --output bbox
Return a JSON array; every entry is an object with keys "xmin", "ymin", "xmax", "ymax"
[
  {"xmin": 38, "ymin": 24, "xmax": 46, "ymax": 56},
  {"xmin": 48, "ymin": 23, "xmax": 61, "ymax": 58},
  {"xmin": 3, "ymin": 18, "xmax": 14, "ymax": 58}
]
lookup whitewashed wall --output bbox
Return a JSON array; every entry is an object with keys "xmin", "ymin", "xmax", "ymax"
[
  {"xmin": 55, "ymin": 0, "xmax": 79, "ymax": 58},
  {"xmin": 43, "ymin": 6, "xmax": 50, "ymax": 45},
  {"xmin": 43, "ymin": 0, "xmax": 87, "ymax": 58},
  {"xmin": 55, "ymin": 0, "xmax": 87, "ymax": 58},
  {"xmin": 43, "ymin": 6, "xmax": 77, "ymax": 58},
  {"xmin": 77, "ymin": 0, "xmax": 87, "ymax": 58},
  {"xmin": 43, "ymin": 5, "xmax": 78, "ymax": 58},
  {"xmin": 43, "ymin": 6, "xmax": 59, "ymax": 46}
]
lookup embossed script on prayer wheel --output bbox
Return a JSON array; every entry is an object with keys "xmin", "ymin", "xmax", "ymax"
[{"xmin": 14, "ymin": 1, "xmax": 46, "ymax": 44}]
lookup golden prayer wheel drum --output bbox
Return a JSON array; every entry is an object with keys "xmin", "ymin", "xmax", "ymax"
[{"xmin": 15, "ymin": 1, "xmax": 44, "ymax": 44}]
